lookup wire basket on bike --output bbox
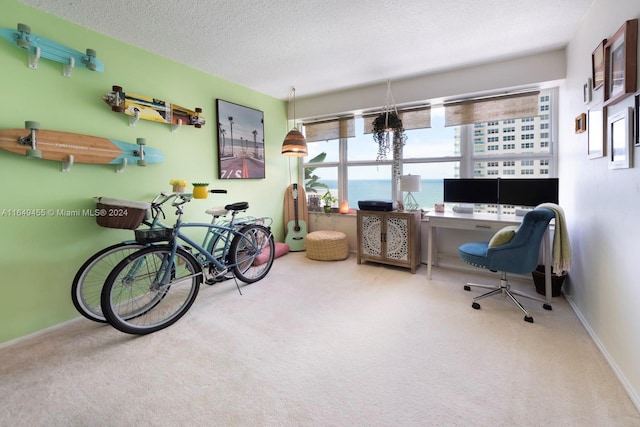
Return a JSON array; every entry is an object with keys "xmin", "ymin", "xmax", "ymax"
[{"xmin": 94, "ymin": 196, "xmax": 151, "ymax": 230}]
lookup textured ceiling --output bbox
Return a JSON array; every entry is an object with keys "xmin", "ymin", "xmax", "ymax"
[{"xmin": 19, "ymin": 0, "xmax": 593, "ymax": 100}]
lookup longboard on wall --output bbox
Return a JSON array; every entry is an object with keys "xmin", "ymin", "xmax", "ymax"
[
  {"xmin": 102, "ymin": 85, "xmax": 205, "ymax": 129},
  {"xmin": 0, "ymin": 23, "xmax": 104, "ymax": 76},
  {"xmin": 0, "ymin": 121, "xmax": 163, "ymax": 172}
]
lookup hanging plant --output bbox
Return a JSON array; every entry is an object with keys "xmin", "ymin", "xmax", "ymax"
[{"xmin": 372, "ymin": 111, "xmax": 407, "ymax": 161}]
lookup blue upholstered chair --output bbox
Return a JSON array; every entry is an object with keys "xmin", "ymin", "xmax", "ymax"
[{"xmin": 458, "ymin": 208, "xmax": 555, "ymax": 323}]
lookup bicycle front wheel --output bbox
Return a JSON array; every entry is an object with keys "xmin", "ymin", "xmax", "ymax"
[
  {"xmin": 71, "ymin": 242, "xmax": 144, "ymax": 322},
  {"xmin": 101, "ymin": 245, "xmax": 202, "ymax": 335},
  {"xmin": 229, "ymin": 224, "xmax": 275, "ymax": 284}
]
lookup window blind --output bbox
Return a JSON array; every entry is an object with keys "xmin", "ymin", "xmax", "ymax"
[
  {"xmin": 444, "ymin": 91, "xmax": 540, "ymax": 127},
  {"xmin": 363, "ymin": 107, "xmax": 431, "ymax": 134},
  {"xmin": 303, "ymin": 117, "xmax": 355, "ymax": 142}
]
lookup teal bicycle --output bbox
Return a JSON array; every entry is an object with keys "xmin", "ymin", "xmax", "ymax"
[
  {"xmin": 72, "ymin": 190, "xmax": 270, "ymax": 323},
  {"xmin": 99, "ymin": 192, "xmax": 275, "ymax": 335}
]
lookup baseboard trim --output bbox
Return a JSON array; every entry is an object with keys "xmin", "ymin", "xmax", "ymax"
[
  {"xmin": 0, "ymin": 316, "xmax": 84, "ymax": 351},
  {"xmin": 565, "ymin": 294, "xmax": 640, "ymax": 414}
]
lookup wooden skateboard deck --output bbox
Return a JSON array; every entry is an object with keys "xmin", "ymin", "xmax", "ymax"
[
  {"xmin": 0, "ymin": 23, "xmax": 104, "ymax": 75},
  {"xmin": 0, "ymin": 127, "xmax": 163, "ymax": 166},
  {"xmin": 103, "ymin": 86, "xmax": 205, "ymax": 128}
]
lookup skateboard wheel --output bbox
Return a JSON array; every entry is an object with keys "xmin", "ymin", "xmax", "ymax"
[
  {"xmin": 17, "ymin": 23, "xmax": 31, "ymax": 34},
  {"xmin": 112, "ymin": 85, "xmax": 123, "ymax": 93},
  {"xmin": 86, "ymin": 49, "xmax": 97, "ymax": 58},
  {"xmin": 195, "ymin": 107, "xmax": 202, "ymax": 113},
  {"xmin": 26, "ymin": 149, "xmax": 42, "ymax": 159},
  {"xmin": 24, "ymin": 121, "xmax": 40, "ymax": 130},
  {"xmin": 195, "ymin": 124, "xmax": 202, "ymax": 129},
  {"xmin": 111, "ymin": 106, "xmax": 125, "ymax": 113},
  {"xmin": 136, "ymin": 138, "xmax": 146, "ymax": 145},
  {"xmin": 87, "ymin": 62, "xmax": 97, "ymax": 71},
  {"xmin": 137, "ymin": 159, "xmax": 147, "ymax": 166}
]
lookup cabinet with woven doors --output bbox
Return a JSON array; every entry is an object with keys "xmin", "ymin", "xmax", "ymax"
[{"xmin": 356, "ymin": 210, "xmax": 422, "ymax": 273}]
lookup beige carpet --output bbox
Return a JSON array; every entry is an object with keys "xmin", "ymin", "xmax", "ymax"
[{"xmin": 1, "ymin": 252, "xmax": 638, "ymax": 426}]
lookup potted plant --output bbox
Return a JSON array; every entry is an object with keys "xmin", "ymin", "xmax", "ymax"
[
  {"xmin": 169, "ymin": 179, "xmax": 188, "ymax": 193},
  {"xmin": 321, "ymin": 190, "xmax": 337, "ymax": 213},
  {"xmin": 372, "ymin": 111, "xmax": 407, "ymax": 161}
]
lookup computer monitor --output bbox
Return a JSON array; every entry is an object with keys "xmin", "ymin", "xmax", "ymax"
[
  {"xmin": 498, "ymin": 178, "xmax": 559, "ymax": 207},
  {"xmin": 443, "ymin": 179, "xmax": 499, "ymax": 204}
]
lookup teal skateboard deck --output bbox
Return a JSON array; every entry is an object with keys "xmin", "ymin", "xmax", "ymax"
[{"xmin": 0, "ymin": 23, "xmax": 104, "ymax": 76}]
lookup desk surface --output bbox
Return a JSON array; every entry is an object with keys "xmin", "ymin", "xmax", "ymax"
[
  {"xmin": 425, "ymin": 209, "xmax": 553, "ymax": 302},
  {"xmin": 426, "ymin": 210, "xmax": 524, "ymax": 224}
]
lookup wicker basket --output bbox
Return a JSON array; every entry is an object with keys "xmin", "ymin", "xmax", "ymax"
[{"xmin": 94, "ymin": 197, "xmax": 151, "ymax": 230}]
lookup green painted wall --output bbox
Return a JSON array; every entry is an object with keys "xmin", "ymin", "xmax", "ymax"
[{"xmin": 0, "ymin": 1, "xmax": 291, "ymax": 344}]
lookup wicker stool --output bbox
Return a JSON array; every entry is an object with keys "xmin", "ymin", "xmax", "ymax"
[{"xmin": 306, "ymin": 230, "xmax": 350, "ymax": 261}]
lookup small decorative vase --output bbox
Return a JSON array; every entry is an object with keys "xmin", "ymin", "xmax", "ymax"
[
  {"xmin": 192, "ymin": 183, "xmax": 209, "ymax": 199},
  {"xmin": 172, "ymin": 185, "xmax": 185, "ymax": 193},
  {"xmin": 324, "ymin": 205, "xmax": 332, "ymax": 213}
]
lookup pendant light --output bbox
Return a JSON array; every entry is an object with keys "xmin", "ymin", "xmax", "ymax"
[{"xmin": 281, "ymin": 87, "xmax": 308, "ymax": 157}]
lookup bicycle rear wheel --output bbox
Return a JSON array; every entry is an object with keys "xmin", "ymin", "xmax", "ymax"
[
  {"xmin": 229, "ymin": 224, "xmax": 275, "ymax": 283},
  {"xmin": 71, "ymin": 242, "xmax": 144, "ymax": 322},
  {"xmin": 101, "ymin": 245, "xmax": 202, "ymax": 335}
]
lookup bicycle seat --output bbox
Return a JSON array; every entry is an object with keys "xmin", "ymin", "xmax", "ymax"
[
  {"xmin": 225, "ymin": 202, "xmax": 249, "ymax": 212},
  {"xmin": 205, "ymin": 206, "xmax": 228, "ymax": 217}
]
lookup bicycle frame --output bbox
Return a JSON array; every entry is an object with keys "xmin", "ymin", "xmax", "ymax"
[{"xmin": 125, "ymin": 217, "xmax": 270, "ymax": 291}]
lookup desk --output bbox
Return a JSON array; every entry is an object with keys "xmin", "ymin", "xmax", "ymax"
[{"xmin": 426, "ymin": 210, "xmax": 553, "ymax": 302}]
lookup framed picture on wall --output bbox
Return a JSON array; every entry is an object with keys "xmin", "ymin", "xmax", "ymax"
[
  {"xmin": 604, "ymin": 19, "xmax": 638, "ymax": 106},
  {"xmin": 635, "ymin": 93, "xmax": 640, "ymax": 147},
  {"xmin": 575, "ymin": 113, "xmax": 587, "ymax": 133},
  {"xmin": 591, "ymin": 39, "xmax": 606, "ymax": 89},
  {"xmin": 216, "ymin": 99, "xmax": 265, "ymax": 179},
  {"xmin": 607, "ymin": 107, "xmax": 633, "ymax": 169},
  {"xmin": 588, "ymin": 104, "xmax": 606, "ymax": 159}
]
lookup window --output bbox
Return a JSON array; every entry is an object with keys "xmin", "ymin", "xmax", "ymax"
[{"xmin": 302, "ymin": 89, "xmax": 557, "ymax": 213}]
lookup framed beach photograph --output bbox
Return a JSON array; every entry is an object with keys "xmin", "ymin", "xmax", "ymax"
[
  {"xmin": 604, "ymin": 19, "xmax": 638, "ymax": 106},
  {"xmin": 216, "ymin": 99, "xmax": 265, "ymax": 179},
  {"xmin": 591, "ymin": 39, "xmax": 606, "ymax": 90},
  {"xmin": 607, "ymin": 107, "xmax": 632, "ymax": 169},
  {"xmin": 588, "ymin": 105, "xmax": 606, "ymax": 159}
]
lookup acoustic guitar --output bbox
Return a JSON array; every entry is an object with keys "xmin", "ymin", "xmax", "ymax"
[{"xmin": 285, "ymin": 183, "xmax": 307, "ymax": 251}]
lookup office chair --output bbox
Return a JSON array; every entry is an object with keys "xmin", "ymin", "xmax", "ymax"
[{"xmin": 458, "ymin": 208, "xmax": 555, "ymax": 323}]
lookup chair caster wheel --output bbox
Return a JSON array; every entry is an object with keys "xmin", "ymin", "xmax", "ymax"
[
  {"xmin": 464, "ymin": 285, "xmax": 471, "ymax": 291},
  {"xmin": 543, "ymin": 303, "xmax": 552, "ymax": 311},
  {"xmin": 472, "ymin": 302, "xmax": 480, "ymax": 310},
  {"xmin": 524, "ymin": 315, "xmax": 534, "ymax": 323}
]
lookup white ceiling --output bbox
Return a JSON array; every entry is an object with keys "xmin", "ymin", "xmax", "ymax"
[{"xmin": 19, "ymin": 0, "xmax": 593, "ymax": 100}]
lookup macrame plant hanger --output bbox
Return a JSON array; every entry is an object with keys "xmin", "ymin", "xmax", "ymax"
[{"xmin": 383, "ymin": 80, "xmax": 402, "ymax": 201}]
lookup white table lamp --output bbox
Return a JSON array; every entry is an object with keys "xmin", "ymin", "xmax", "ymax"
[{"xmin": 400, "ymin": 174, "xmax": 421, "ymax": 211}]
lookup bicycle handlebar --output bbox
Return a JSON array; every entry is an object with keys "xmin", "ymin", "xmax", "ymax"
[{"xmin": 147, "ymin": 189, "xmax": 229, "ymax": 220}]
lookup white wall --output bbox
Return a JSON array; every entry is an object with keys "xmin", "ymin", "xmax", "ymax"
[
  {"xmin": 560, "ymin": 0, "xmax": 640, "ymax": 410},
  {"xmin": 295, "ymin": 50, "xmax": 565, "ymax": 120}
]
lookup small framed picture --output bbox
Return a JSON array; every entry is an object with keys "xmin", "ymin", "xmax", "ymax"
[
  {"xmin": 591, "ymin": 39, "xmax": 606, "ymax": 89},
  {"xmin": 588, "ymin": 105, "xmax": 606, "ymax": 159},
  {"xmin": 635, "ymin": 93, "xmax": 640, "ymax": 147},
  {"xmin": 608, "ymin": 107, "xmax": 633, "ymax": 169},
  {"xmin": 583, "ymin": 79, "xmax": 592, "ymax": 104},
  {"xmin": 575, "ymin": 113, "xmax": 587, "ymax": 133},
  {"xmin": 604, "ymin": 19, "xmax": 638, "ymax": 106}
]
